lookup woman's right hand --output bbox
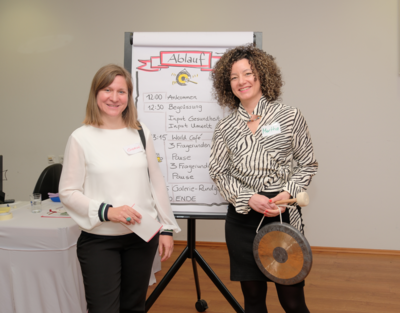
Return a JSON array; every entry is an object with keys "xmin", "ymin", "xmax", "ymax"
[
  {"xmin": 107, "ymin": 205, "xmax": 142, "ymax": 225},
  {"xmin": 248, "ymin": 194, "xmax": 275, "ymax": 214}
]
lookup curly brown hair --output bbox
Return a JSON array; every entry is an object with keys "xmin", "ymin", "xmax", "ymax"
[{"xmin": 211, "ymin": 44, "xmax": 283, "ymax": 110}]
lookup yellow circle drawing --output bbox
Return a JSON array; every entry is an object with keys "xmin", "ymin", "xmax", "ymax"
[
  {"xmin": 175, "ymin": 69, "xmax": 197, "ymax": 86},
  {"xmin": 177, "ymin": 73, "xmax": 189, "ymax": 84}
]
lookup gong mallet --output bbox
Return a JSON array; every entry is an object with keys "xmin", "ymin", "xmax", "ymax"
[{"xmin": 274, "ymin": 191, "xmax": 309, "ymax": 207}]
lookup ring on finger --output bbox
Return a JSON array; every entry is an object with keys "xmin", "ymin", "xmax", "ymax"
[{"xmin": 126, "ymin": 217, "xmax": 131, "ymax": 222}]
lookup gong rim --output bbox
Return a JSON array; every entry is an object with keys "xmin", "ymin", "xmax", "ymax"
[{"xmin": 253, "ymin": 222, "xmax": 312, "ymax": 285}]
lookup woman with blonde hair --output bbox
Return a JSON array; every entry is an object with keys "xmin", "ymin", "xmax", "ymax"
[{"xmin": 60, "ymin": 64, "xmax": 180, "ymax": 313}]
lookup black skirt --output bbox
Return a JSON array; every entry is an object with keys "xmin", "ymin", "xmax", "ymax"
[{"xmin": 225, "ymin": 191, "xmax": 304, "ymax": 286}]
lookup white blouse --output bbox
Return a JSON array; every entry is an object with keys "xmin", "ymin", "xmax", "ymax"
[{"xmin": 59, "ymin": 123, "xmax": 180, "ymax": 236}]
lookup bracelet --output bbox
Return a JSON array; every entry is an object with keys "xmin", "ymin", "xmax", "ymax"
[{"xmin": 98, "ymin": 203, "xmax": 113, "ymax": 222}]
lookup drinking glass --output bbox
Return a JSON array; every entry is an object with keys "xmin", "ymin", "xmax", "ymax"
[{"xmin": 30, "ymin": 193, "xmax": 42, "ymax": 213}]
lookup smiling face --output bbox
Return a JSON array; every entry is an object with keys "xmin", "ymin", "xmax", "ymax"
[
  {"xmin": 230, "ymin": 58, "xmax": 263, "ymax": 108},
  {"xmin": 96, "ymin": 75, "xmax": 128, "ymax": 121}
]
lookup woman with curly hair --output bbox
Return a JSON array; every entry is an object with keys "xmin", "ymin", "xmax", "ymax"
[{"xmin": 209, "ymin": 44, "xmax": 318, "ymax": 313}]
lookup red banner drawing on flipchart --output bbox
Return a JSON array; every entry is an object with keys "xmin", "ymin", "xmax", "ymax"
[{"xmin": 137, "ymin": 51, "xmax": 221, "ymax": 72}]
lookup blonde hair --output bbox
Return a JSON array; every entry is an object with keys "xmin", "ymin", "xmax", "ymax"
[{"xmin": 83, "ymin": 64, "xmax": 140, "ymax": 129}]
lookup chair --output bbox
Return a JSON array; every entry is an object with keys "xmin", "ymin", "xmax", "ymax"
[{"xmin": 33, "ymin": 163, "xmax": 63, "ymax": 200}]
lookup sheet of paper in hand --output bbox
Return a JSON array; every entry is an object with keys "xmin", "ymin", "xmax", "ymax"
[{"xmin": 121, "ymin": 205, "xmax": 163, "ymax": 242}]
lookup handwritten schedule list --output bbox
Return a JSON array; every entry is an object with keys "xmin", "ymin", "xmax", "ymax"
[{"xmin": 141, "ymin": 92, "xmax": 226, "ymax": 209}]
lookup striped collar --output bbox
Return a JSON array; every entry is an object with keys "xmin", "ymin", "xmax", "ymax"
[{"xmin": 237, "ymin": 96, "xmax": 269, "ymax": 122}]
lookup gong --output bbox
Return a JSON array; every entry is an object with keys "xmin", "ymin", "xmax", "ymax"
[{"xmin": 253, "ymin": 222, "xmax": 312, "ymax": 285}]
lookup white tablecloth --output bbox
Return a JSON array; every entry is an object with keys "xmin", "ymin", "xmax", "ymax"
[
  {"xmin": 0, "ymin": 201, "xmax": 161, "ymax": 313},
  {"xmin": 0, "ymin": 201, "xmax": 86, "ymax": 313}
]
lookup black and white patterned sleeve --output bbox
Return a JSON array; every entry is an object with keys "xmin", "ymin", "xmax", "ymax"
[
  {"xmin": 283, "ymin": 109, "xmax": 318, "ymax": 198},
  {"xmin": 209, "ymin": 122, "xmax": 255, "ymax": 213}
]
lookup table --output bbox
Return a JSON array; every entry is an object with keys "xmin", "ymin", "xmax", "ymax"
[
  {"xmin": 0, "ymin": 201, "xmax": 161, "ymax": 313},
  {"xmin": 0, "ymin": 201, "xmax": 86, "ymax": 313}
]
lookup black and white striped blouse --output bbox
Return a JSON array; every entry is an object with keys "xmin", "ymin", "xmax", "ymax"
[{"xmin": 209, "ymin": 96, "xmax": 318, "ymax": 231}]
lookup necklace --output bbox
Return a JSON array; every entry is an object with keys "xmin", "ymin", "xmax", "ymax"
[{"xmin": 248, "ymin": 115, "xmax": 261, "ymax": 123}]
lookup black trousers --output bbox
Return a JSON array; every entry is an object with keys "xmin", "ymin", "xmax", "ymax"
[{"xmin": 77, "ymin": 231, "xmax": 159, "ymax": 313}]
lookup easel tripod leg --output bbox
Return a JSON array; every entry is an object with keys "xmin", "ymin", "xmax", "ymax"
[
  {"xmin": 194, "ymin": 250, "xmax": 244, "ymax": 313},
  {"xmin": 192, "ymin": 257, "xmax": 209, "ymax": 312},
  {"xmin": 145, "ymin": 246, "xmax": 189, "ymax": 312},
  {"xmin": 192, "ymin": 257, "xmax": 201, "ymax": 300}
]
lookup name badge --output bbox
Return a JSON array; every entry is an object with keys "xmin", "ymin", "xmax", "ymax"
[
  {"xmin": 262, "ymin": 122, "xmax": 281, "ymax": 137},
  {"xmin": 124, "ymin": 143, "xmax": 143, "ymax": 155}
]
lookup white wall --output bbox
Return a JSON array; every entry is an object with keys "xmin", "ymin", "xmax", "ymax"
[{"xmin": 0, "ymin": 0, "xmax": 399, "ymax": 250}]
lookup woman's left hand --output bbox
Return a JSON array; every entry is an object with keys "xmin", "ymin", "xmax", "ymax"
[
  {"xmin": 264, "ymin": 191, "xmax": 291, "ymax": 218},
  {"xmin": 159, "ymin": 235, "xmax": 174, "ymax": 262}
]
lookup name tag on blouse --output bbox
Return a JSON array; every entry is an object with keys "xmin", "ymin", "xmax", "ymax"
[
  {"xmin": 262, "ymin": 122, "xmax": 281, "ymax": 137},
  {"xmin": 124, "ymin": 143, "xmax": 143, "ymax": 155}
]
